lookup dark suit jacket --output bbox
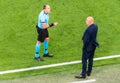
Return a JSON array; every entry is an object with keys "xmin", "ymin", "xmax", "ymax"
[{"xmin": 82, "ymin": 24, "xmax": 99, "ymax": 52}]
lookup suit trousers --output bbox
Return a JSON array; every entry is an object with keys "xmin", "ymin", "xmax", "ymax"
[{"xmin": 81, "ymin": 46, "xmax": 96, "ymax": 76}]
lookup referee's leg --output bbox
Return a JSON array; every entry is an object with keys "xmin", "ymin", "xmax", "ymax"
[
  {"xmin": 43, "ymin": 37, "xmax": 53, "ymax": 57},
  {"xmin": 34, "ymin": 28, "xmax": 44, "ymax": 61},
  {"xmin": 35, "ymin": 40, "xmax": 44, "ymax": 61},
  {"xmin": 35, "ymin": 40, "xmax": 41, "ymax": 58},
  {"xmin": 44, "ymin": 37, "xmax": 49, "ymax": 54}
]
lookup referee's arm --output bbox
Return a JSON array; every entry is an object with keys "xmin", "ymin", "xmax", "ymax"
[{"xmin": 42, "ymin": 22, "xmax": 58, "ymax": 29}]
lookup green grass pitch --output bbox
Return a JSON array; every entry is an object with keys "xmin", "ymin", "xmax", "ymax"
[{"xmin": 0, "ymin": 0, "xmax": 120, "ymax": 80}]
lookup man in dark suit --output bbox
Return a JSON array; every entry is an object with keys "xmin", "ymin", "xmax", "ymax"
[{"xmin": 75, "ymin": 16, "xmax": 99, "ymax": 78}]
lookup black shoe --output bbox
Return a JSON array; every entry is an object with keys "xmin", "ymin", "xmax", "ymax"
[
  {"xmin": 43, "ymin": 53, "xmax": 53, "ymax": 57},
  {"xmin": 87, "ymin": 73, "xmax": 91, "ymax": 76},
  {"xmin": 75, "ymin": 74, "xmax": 86, "ymax": 79},
  {"xmin": 34, "ymin": 57, "xmax": 44, "ymax": 61}
]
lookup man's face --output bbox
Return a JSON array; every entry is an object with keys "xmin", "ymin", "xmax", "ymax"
[
  {"xmin": 45, "ymin": 5, "xmax": 51, "ymax": 14},
  {"xmin": 86, "ymin": 18, "xmax": 90, "ymax": 26}
]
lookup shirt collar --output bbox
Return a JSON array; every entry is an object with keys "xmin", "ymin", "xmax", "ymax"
[{"xmin": 43, "ymin": 10, "xmax": 48, "ymax": 15}]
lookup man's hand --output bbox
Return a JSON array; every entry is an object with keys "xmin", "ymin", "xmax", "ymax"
[
  {"xmin": 53, "ymin": 22, "xmax": 58, "ymax": 26},
  {"xmin": 49, "ymin": 22, "xmax": 58, "ymax": 28}
]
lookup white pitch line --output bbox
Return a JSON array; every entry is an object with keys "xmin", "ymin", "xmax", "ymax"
[
  {"xmin": 0, "ymin": 55, "xmax": 120, "ymax": 75},
  {"xmin": 70, "ymin": 79, "xmax": 96, "ymax": 83}
]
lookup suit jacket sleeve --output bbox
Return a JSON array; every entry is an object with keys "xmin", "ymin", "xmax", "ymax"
[{"xmin": 82, "ymin": 30, "xmax": 91, "ymax": 49}]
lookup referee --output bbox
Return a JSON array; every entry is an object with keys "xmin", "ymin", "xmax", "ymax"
[{"xmin": 35, "ymin": 4, "xmax": 58, "ymax": 61}]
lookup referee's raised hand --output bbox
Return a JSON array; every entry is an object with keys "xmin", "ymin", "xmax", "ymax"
[{"xmin": 53, "ymin": 22, "xmax": 58, "ymax": 26}]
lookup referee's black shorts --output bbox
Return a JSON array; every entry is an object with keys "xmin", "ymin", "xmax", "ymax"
[{"xmin": 36, "ymin": 25, "xmax": 49, "ymax": 42}]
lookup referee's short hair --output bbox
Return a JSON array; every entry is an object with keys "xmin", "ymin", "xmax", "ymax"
[
  {"xmin": 43, "ymin": 4, "xmax": 50, "ymax": 9},
  {"xmin": 43, "ymin": 4, "xmax": 48, "ymax": 9},
  {"xmin": 43, "ymin": 5, "xmax": 46, "ymax": 9}
]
